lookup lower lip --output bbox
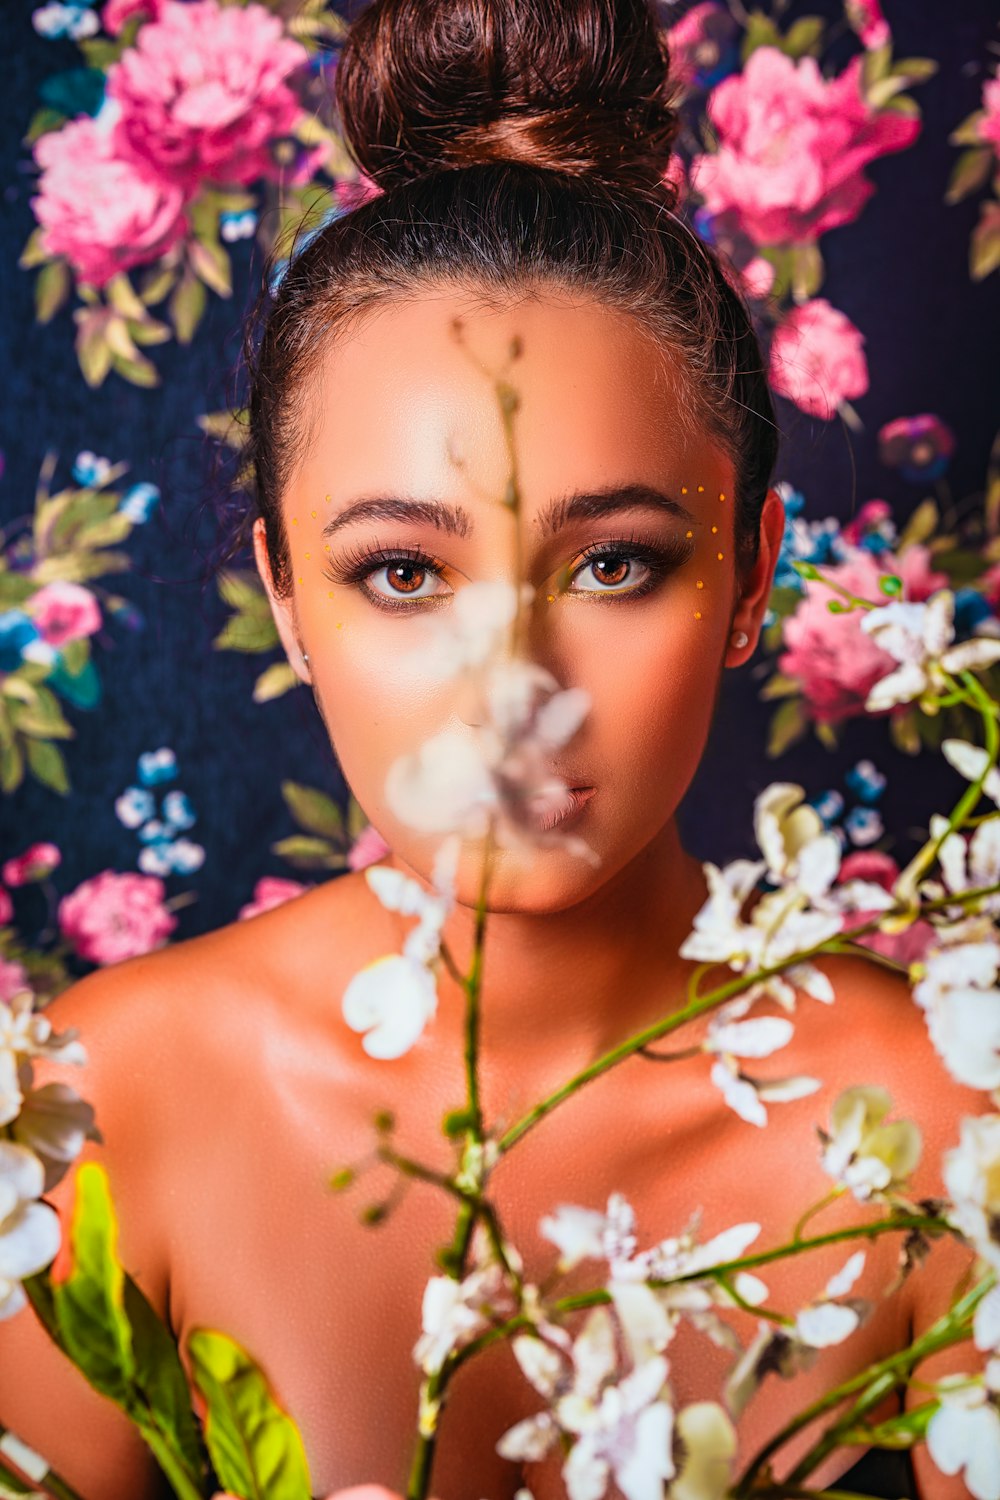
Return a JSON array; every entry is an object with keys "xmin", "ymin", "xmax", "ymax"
[{"xmin": 532, "ymin": 786, "xmax": 596, "ymax": 833}]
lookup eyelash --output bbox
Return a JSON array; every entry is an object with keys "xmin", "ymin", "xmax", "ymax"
[{"xmin": 322, "ymin": 533, "xmax": 695, "ymax": 614}]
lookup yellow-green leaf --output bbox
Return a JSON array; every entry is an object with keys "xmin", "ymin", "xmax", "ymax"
[
  {"xmin": 187, "ymin": 1329, "xmax": 310, "ymax": 1500},
  {"xmin": 270, "ymin": 835, "xmax": 343, "ymax": 871},
  {"xmin": 945, "ymin": 146, "xmax": 993, "ymax": 205},
  {"xmin": 53, "ymin": 1163, "xmax": 134, "ymax": 1402},
  {"xmin": 169, "ymin": 272, "xmax": 208, "ymax": 345},
  {"xmin": 25, "ymin": 738, "xmax": 70, "ymax": 793},
  {"xmin": 35, "ymin": 261, "xmax": 71, "ymax": 324},
  {"xmin": 281, "ymin": 781, "xmax": 344, "ymax": 840},
  {"xmin": 252, "ymin": 662, "xmax": 299, "ymax": 702},
  {"xmin": 767, "ymin": 697, "xmax": 808, "ymax": 757}
]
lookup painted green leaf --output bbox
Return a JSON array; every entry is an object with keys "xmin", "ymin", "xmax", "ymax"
[
  {"xmin": 767, "ymin": 697, "xmax": 808, "ymax": 757},
  {"xmin": 213, "ymin": 616, "xmax": 280, "ymax": 653},
  {"xmin": 110, "ymin": 351, "xmax": 160, "ymax": 388},
  {"xmin": 945, "ymin": 146, "xmax": 993, "ymax": 205},
  {"xmin": 170, "ymin": 272, "xmax": 208, "ymax": 345},
  {"xmin": 217, "ymin": 571, "xmax": 272, "ymax": 617},
  {"xmin": 781, "ymin": 15, "xmax": 824, "ymax": 57},
  {"xmin": 346, "ymin": 795, "xmax": 370, "ymax": 841},
  {"xmin": 252, "ymin": 662, "xmax": 299, "ymax": 703},
  {"xmin": 24, "ymin": 739, "xmax": 70, "ymax": 795},
  {"xmin": 740, "ymin": 10, "xmax": 781, "ymax": 61},
  {"xmin": 187, "ymin": 1329, "xmax": 311, "ymax": 1500},
  {"xmin": 0, "ymin": 739, "xmax": 24, "ymax": 795},
  {"xmin": 971, "ymin": 204, "xmax": 1000, "ymax": 281},
  {"xmin": 35, "ymin": 261, "xmax": 71, "ymax": 324},
  {"xmin": 270, "ymin": 835, "xmax": 343, "ymax": 871},
  {"xmin": 53, "ymin": 1162, "xmax": 134, "ymax": 1404},
  {"xmin": 281, "ymin": 781, "xmax": 344, "ymax": 840},
  {"xmin": 897, "ymin": 498, "xmax": 939, "ymax": 550}
]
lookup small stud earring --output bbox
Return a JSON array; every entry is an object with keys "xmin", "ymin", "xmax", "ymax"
[
  {"xmin": 301, "ymin": 651, "xmax": 310, "ymax": 664},
  {"xmin": 731, "ymin": 629, "xmax": 749, "ymax": 649}
]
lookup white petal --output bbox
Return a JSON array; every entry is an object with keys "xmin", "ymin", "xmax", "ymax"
[
  {"xmin": 496, "ymin": 1412, "xmax": 559, "ymax": 1461},
  {"xmin": 385, "ymin": 729, "xmax": 496, "ymax": 835},
  {"xmin": 710, "ymin": 1061, "xmax": 767, "ymax": 1127},
  {"xmin": 825, "ymin": 1250, "xmax": 866, "ymax": 1299},
  {"xmin": 512, "ymin": 1335, "xmax": 565, "ymax": 1397},
  {"xmin": 615, "ymin": 1399, "xmax": 675, "ymax": 1500},
  {"xmin": 707, "ymin": 1017, "xmax": 794, "ymax": 1059},
  {"xmin": 0, "ymin": 1200, "xmax": 61, "ymax": 1280},
  {"xmin": 975, "ymin": 1285, "xmax": 1000, "ymax": 1353},
  {"xmin": 942, "ymin": 638, "xmax": 1000, "ymax": 674},
  {"xmin": 341, "ymin": 954, "xmax": 437, "ymax": 1059},
  {"xmin": 865, "ymin": 661, "xmax": 927, "ymax": 712},
  {"xmin": 795, "ymin": 1301, "xmax": 859, "ymax": 1347},
  {"xmin": 539, "ymin": 1204, "xmax": 608, "ymax": 1270},
  {"xmin": 755, "ymin": 1074, "xmax": 822, "ymax": 1104}
]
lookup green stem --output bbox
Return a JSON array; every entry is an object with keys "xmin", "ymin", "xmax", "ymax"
[
  {"xmin": 463, "ymin": 821, "xmax": 496, "ymax": 1141},
  {"xmin": 792, "ymin": 1187, "xmax": 845, "ymax": 1244},
  {"xmin": 734, "ymin": 1274, "xmax": 992, "ymax": 1497},
  {"xmin": 0, "ymin": 1428, "xmax": 84, "ymax": 1500}
]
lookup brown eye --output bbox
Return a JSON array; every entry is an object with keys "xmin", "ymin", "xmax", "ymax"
[
  {"xmin": 570, "ymin": 553, "xmax": 652, "ymax": 594},
  {"xmin": 363, "ymin": 557, "xmax": 451, "ymax": 605}
]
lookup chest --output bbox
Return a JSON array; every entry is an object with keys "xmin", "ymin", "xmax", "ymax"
[{"xmin": 163, "ymin": 1039, "xmax": 909, "ymax": 1495}]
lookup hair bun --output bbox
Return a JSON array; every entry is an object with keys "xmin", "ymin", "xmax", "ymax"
[{"xmin": 336, "ymin": 0, "xmax": 681, "ymax": 199}]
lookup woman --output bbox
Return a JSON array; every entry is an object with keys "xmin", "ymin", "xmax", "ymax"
[{"xmin": 0, "ymin": 1, "xmax": 980, "ymax": 1496}]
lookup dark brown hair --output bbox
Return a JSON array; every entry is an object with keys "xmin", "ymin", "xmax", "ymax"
[{"xmin": 244, "ymin": 0, "xmax": 779, "ymax": 598}]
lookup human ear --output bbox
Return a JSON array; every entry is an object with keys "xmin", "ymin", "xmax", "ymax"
[
  {"xmin": 251, "ymin": 516, "xmax": 312, "ymax": 684},
  {"xmin": 725, "ymin": 487, "xmax": 785, "ymax": 666}
]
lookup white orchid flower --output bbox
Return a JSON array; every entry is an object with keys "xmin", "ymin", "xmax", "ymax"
[
  {"xmin": 943, "ymin": 1114, "xmax": 1000, "ymax": 1273},
  {"xmin": 341, "ymin": 837, "xmax": 459, "ymax": 1058},
  {"xmin": 861, "ymin": 591, "xmax": 1000, "ymax": 713},
  {"xmin": 539, "ymin": 1204, "xmax": 610, "ymax": 1272},
  {"xmin": 0, "ymin": 990, "xmax": 87, "ymax": 1128},
  {"xmin": 926, "ymin": 1377, "xmax": 1000, "ymax": 1500},
  {"xmin": 793, "ymin": 1250, "xmax": 867, "ymax": 1348},
  {"xmin": 819, "ymin": 1086, "xmax": 922, "ymax": 1202},
  {"xmin": 560, "ymin": 1352, "xmax": 675, "ymax": 1500},
  {"xmin": 753, "ymin": 784, "xmax": 841, "ymax": 901},
  {"xmin": 0, "ymin": 1141, "xmax": 61, "ymax": 1321},
  {"xmin": 942, "ymin": 738, "xmax": 1000, "ymax": 808},
  {"xmin": 669, "ymin": 1401, "xmax": 737, "ymax": 1500},
  {"xmin": 414, "ymin": 580, "xmax": 531, "ymax": 680},
  {"xmin": 912, "ymin": 937, "xmax": 1000, "ymax": 1091},
  {"xmin": 12, "ymin": 1074, "xmax": 100, "ymax": 1193}
]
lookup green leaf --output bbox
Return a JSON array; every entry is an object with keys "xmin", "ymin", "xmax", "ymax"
[
  {"xmin": 53, "ymin": 1163, "xmax": 134, "ymax": 1404},
  {"xmin": 443, "ymin": 1108, "xmax": 476, "ymax": 1138},
  {"xmin": 791, "ymin": 241, "xmax": 824, "ymax": 302},
  {"xmin": 187, "ymin": 1329, "xmax": 311, "ymax": 1500},
  {"xmin": 217, "ymin": 571, "xmax": 272, "ymax": 616},
  {"xmin": 281, "ymin": 781, "xmax": 344, "ymax": 840},
  {"xmin": 950, "ymin": 108, "xmax": 989, "ymax": 147},
  {"xmin": 971, "ymin": 203, "xmax": 1000, "ymax": 281},
  {"xmin": 169, "ymin": 272, "xmax": 208, "ymax": 345},
  {"xmin": 781, "ymin": 15, "xmax": 824, "ymax": 57},
  {"xmin": 105, "ymin": 273, "xmax": 146, "ymax": 321},
  {"xmin": 25, "ymin": 738, "xmax": 70, "ymax": 794},
  {"xmin": 889, "ymin": 708, "xmax": 922, "ymax": 755},
  {"xmin": 188, "ymin": 238, "xmax": 232, "ymax": 299},
  {"xmin": 862, "ymin": 42, "xmax": 893, "ymax": 91},
  {"xmin": 76, "ymin": 320, "xmax": 113, "ymax": 388},
  {"xmin": 19, "ymin": 226, "xmax": 50, "ymax": 270},
  {"xmin": 892, "ymin": 57, "xmax": 938, "ymax": 84},
  {"xmin": 897, "ymin": 498, "xmax": 939, "ymax": 550},
  {"xmin": 878, "ymin": 574, "xmax": 903, "ymax": 595},
  {"xmin": 0, "ymin": 739, "xmax": 23, "ymax": 796},
  {"xmin": 23, "ymin": 106, "xmax": 67, "ymax": 144},
  {"xmin": 213, "ymin": 617, "xmax": 281, "ymax": 653},
  {"xmin": 59, "ymin": 637, "xmax": 91, "ymax": 677},
  {"xmin": 945, "ymin": 146, "xmax": 993, "ymax": 205},
  {"xmin": 270, "ymin": 835, "xmax": 343, "ymax": 871},
  {"xmin": 346, "ymin": 795, "xmax": 370, "ymax": 841},
  {"xmin": 740, "ymin": 10, "xmax": 781, "ymax": 61},
  {"xmin": 139, "ymin": 262, "xmax": 181, "ymax": 308},
  {"xmin": 767, "ymin": 697, "xmax": 808, "ymax": 757},
  {"xmin": 252, "ymin": 661, "xmax": 299, "ymax": 703},
  {"xmin": 110, "ymin": 351, "xmax": 160, "ymax": 388},
  {"xmin": 759, "ymin": 673, "xmax": 802, "ymax": 701},
  {"xmin": 35, "ymin": 261, "xmax": 70, "ymax": 324},
  {"xmin": 121, "ymin": 1274, "xmax": 206, "ymax": 1489}
]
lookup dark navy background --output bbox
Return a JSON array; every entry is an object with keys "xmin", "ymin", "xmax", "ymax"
[{"xmin": 2, "ymin": 0, "xmax": 999, "ymax": 941}]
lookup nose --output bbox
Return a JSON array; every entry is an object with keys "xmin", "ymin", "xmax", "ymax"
[{"xmin": 454, "ymin": 672, "xmax": 488, "ymax": 729}]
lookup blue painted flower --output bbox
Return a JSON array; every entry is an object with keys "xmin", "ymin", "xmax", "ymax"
[
  {"xmin": 138, "ymin": 838, "xmax": 205, "ymax": 877},
  {"xmin": 137, "ymin": 748, "xmax": 177, "ymax": 787},
  {"xmin": 0, "ymin": 611, "xmax": 55, "ymax": 673},
  {"xmin": 809, "ymin": 789, "xmax": 845, "ymax": 827},
  {"xmin": 771, "ymin": 484, "xmax": 846, "ymax": 593},
  {"xmin": 220, "ymin": 210, "xmax": 258, "ymax": 244},
  {"xmin": 32, "ymin": 2, "xmax": 98, "ymax": 40},
  {"xmin": 845, "ymin": 759, "xmax": 887, "ymax": 805},
  {"xmin": 161, "ymin": 789, "xmax": 196, "ymax": 832},
  {"xmin": 72, "ymin": 450, "xmax": 112, "ymax": 487},
  {"xmin": 845, "ymin": 806, "xmax": 884, "ymax": 847},
  {"xmin": 953, "ymin": 588, "xmax": 995, "ymax": 640},
  {"xmin": 115, "ymin": 786, "xmax": 155, "ymax": 829},
  {"xmin": 138, "ymin": 819, "xmax": 172, "ymax": 845},
  {"xmin": 119, "ymin": 483, "xmax": 160, "ymax": 525}
]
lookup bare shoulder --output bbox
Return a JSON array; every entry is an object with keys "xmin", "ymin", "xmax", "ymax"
[{"xmin": 793, "ymin": 952, "xmax": 986, "ymax": 1192}]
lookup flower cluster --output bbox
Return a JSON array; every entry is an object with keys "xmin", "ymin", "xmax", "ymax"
[
  {"xmin": 664, "ymin": 7, "xmax": 932, "ymax": 423},
  {"xmin": 0, "ymin": 449, "xmax": 154, "ymax": 795},
  {"xmin": 23, "ymin": 0, "xmax": 349, "ymax": 385},
  {"xmin": 115, "ymin": 746, "xmax": 205, "ymax": 878},
  {"xmin": 0, "ymin": 989, "xmax": 96, "ymax": 1319}
]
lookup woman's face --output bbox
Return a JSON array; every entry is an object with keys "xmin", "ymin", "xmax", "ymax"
[{"xmin": 255, "ymin": 289, "xmax": 782, "ymax": 913}]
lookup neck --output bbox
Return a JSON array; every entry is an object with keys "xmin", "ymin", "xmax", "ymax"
[{"xmin": 387, "ymin": 818, "xmax": 708, "ymax": 1071}]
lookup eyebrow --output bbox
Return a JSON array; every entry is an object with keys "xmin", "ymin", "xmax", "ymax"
[{"xmin": 320, "ymin": 484, "xmax": 696, "ymax": 540}]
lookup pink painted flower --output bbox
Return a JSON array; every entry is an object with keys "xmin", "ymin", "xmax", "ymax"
[
  {"xmin": 979, "ymin": 76, "xmax": 1000, "ymax": 154},
  {"xmin": 32, "ymin": 115, "xmax": 187, "ymax": 288},
  {"xmin": 58, "ymin": 871, "xmax": 176, "ymax": 965},
  {"xmin": 0, "ymin": 957, "xmax": 29, "ymax": 1004},
  {"xmin": 0, "ymin": 887, "xmax": 12, "ymax": 926},
  {"xmin": 3, "ymin": 844, "xmax": 61, "ymax": 888},
  {"xmin": 778, "ymin": 546, "xmax": 947, "ymax": 723},
  {"xmin": 101, "ymin": 0, "xmax": 165, "ymax": 33},
  {"xmin": 237, "ymin": 876, "xmax": 308, "ymax": 921},
  {"xmin": 691, "ymin": 48, "xmax": 919, "ymax": 246},
  {"xmin": 666, "ymin": 2, "xmax": 739, "ymax": 90},
  {"xmin": 347, "ymin": 825, "xmax": 391, "ymax": 872},
  {"xmin": 29, "ymin": 582, "xmax": 101, "ymax": 647},
  {"xmin": 769, "ymin": 299, "xmax": 868, "ymax": 420},
  {"xmin": 845, "ymin": 0, "xmax": 890, "ymax": 50},
  {"xmin": 106, "ymin": 0, "xmax": 308, "ymax": 193}
]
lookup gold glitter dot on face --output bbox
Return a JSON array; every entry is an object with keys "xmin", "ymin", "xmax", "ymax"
[
  {"xmin": 311, "ymin": 510, "xmax": 316, "ymax": 518},
  {"xmin": 305, "ymin": 552, "xmax": 310, "ymax": 560},
  {"xmin": 298, "ymin": 576, "xmax": 303, "ymax": 584},
  {"xmin": 547, "ymin": 594, "xmax": 556, "ymax": 603},
  {"xmin": 694, "ymin": 610, "xmax": 702, "ymax": 620},
  {"xmin": 681, "ymin": 486, "xmax": 687, "ymax": 494},
  {"xmin": 292, "ymin": 517, "xmax": 298, "ymax": 525},
  {"xmin": 719, "ymin": 493, "xmax": 726, "ymax": 502},
  {"xmin": 717, "ymin": 552, "xmax": 724, "ymax": 561},
  {"xmin": 711, "ymin": 525, "xmax": 718, "ymax": 534},
  {"xmin": 325, "ymin": 494, "xmax": 331, "ymax": 503},
  {"xmin": 685, "ymin": 529, "xmax": 693, "ymax": 539},
  {"xmin": 337, "ymin": 622, "xmax": 343, "ymax": 630},
  {"xmin": 696, "ymin": 579, "xmax": 704, "ymax": 589},
  {"xmin": 327, "ymin": 591, "xmax": 333, "ymax": 598},
  {"xmin": 324, "ymin": 543, "xmax": 330, "ymax": 551},
  {"xmin": 697, "ymin": 484, "xmax": 704, "ymax": 493}
]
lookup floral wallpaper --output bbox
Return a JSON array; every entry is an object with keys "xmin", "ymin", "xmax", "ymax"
[{"xmin": 2, "ymin": 0, "xmax": 1000, "ymax": 1004}]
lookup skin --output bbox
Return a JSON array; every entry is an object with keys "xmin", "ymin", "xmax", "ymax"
[{"xmin": 0, "ymin": 291, "xmax": 981, "ymax": 1500}]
